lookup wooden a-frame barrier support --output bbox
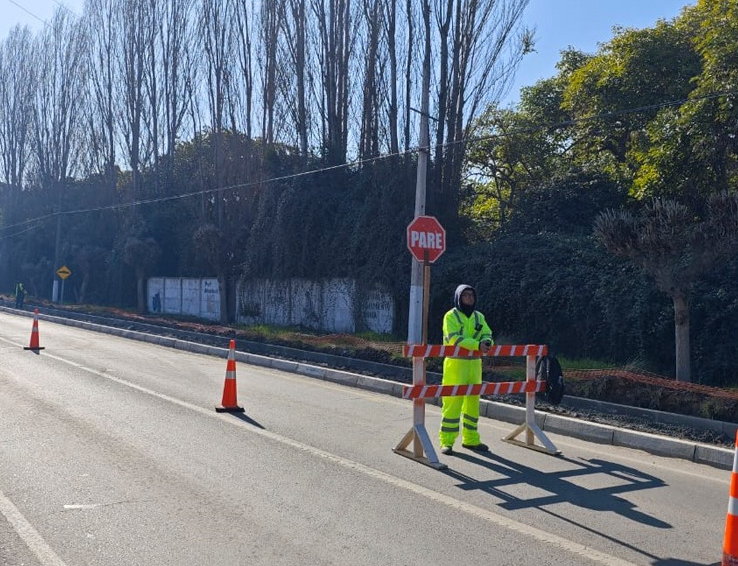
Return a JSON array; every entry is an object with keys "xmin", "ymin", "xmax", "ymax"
[{"xmin": 393, "ymin": 344, "xmax": 559, "ymax": 469}]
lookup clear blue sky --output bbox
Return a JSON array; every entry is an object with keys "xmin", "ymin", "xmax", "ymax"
[
  {"xmin": 2, "ymin": 0, "xmax": 694, "ymax": 107},
  {"xmin": 503, "ymin": 0, "xmax": 694, "ymax": 106}
]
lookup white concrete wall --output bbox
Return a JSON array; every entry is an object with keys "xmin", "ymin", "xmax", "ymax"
[
  {"xmin": 237, "ymin": 278, "xmax": 394, "ymax": 334},
  {"xmin": 147, "ymin": 277, "xmax": 220, "ymax": 321},
  {"xmin": 147, "ymin": 276, "xmax": 393, "ymax": 333},
  {"xmin": 200, "ymin": 279, "xmax": 220, "ymax": 320}
]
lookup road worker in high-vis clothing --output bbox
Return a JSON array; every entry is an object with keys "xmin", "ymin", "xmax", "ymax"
[{"xmin": 439, "ymin": 284, "xmax": 493, "ymax": 456}]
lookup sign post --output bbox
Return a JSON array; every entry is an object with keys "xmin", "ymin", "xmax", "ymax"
[
  {"xmin": 56, "ymin": 265, "xmax": 71, "ymax": 304},
  {"xmin": 394, "ymin": 216, "xmax": 447, "ymax": 469}
]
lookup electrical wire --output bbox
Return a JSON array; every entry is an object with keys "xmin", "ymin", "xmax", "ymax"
[{"xmin": 0, "ymin": 88, "xmax": 734, "ymax": 239}]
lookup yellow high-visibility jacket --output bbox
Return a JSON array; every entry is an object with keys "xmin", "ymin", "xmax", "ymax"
[{"xmin": 442, "ymin": 308, "xmax": 493, "ymax": 384}]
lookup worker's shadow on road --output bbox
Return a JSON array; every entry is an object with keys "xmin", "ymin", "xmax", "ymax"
[
  {"xmin": 443, "ymin": 451, "xmax": 723, "ymax": 565},
  {"xmin": 445, "ymin": 450, "xmax": 668, "ymax": 527}
]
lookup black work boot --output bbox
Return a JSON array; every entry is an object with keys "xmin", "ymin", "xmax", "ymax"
[{"xmin": 462, "ymin": 442, "xmax": 489, "ymax": 452}]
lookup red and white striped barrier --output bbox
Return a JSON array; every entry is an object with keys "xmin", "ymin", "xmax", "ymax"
[
  {"xmin": 394, "ymin": 342, "xmax": 559, "ymax": 461},
  {"xmin": 403, "ymin": 344, "xmax": 547, "ymax": 358},
  {"xmin": 403, "ymin": 379, "xmax": 546, "ymax": 400}
]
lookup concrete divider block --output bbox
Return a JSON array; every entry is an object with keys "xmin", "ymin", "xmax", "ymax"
[
  {"xmin": 245, "ymin": 353, "xmax": 274, "ymax": 368},
  {"xmin": 390, "ymin": 383, "xmax": 405, "ymax": 398},
  {"xmin": 297, "ymin": 363, "xmax": 325, "ymax": 379},
  {"xmin": 176, "ymin": 340, "xmax": 202, "ymax": 354},
  {"xmin": 207, "ymin": 346, "xmax": 225, "ymax": 357},
  {"xmin": 693, "ymin": 444, "xmax": 733, "ymax": 470},
  {"xmin": 156, "ymin": 336, "xmax": 177, "ymax": 348},
  {"xmin": 543, "ymin": 413, "xmax": 615, "ymax": 444},
  {"xmin": 355, "ymin": 374, "xmax": 394, "ymax": 394},
  {"xmin": 324, "ymin": 369, "xmax": 359, "ymax": 387},
  {"xmin": 613, "ymin": 428, "xmax": 696, "ymax": 460},
  {"xmin": 482, "ymin": 401, "xmax": 524, "ymax": 425},
  {"xmin": 270, "ymin": 359, "xmax": 298, "ymax": 373}
]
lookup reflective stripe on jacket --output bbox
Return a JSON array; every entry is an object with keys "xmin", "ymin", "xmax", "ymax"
[{"xmin": 443, "ymin": 308, "xmax": 493, "ymax": 354}]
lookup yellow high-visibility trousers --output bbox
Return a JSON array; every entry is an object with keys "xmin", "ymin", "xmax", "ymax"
[{"xmin": 439, "ymin": 357, "xmax": 482, "ymax": 447}]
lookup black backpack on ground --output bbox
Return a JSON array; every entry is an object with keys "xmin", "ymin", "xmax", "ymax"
[{"xmin": 536, "ymin": 355, "xmax": 565, "ymax": 406}]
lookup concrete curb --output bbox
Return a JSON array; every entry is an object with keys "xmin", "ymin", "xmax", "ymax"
[{"xmin": 7, "ymin": 306, "xmax": 734, "ymax": 470}]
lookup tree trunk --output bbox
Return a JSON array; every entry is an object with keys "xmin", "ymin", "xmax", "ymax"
[
  {"xmin": 218, "ymin": 274, "xmax": 229, "ymax": 325},
  {"xmin": 673, "ymin": 293, "xmax": 691, "ymax": 382},
  {"xmin": 137, "ymin": 270, "xmax": 146, "ymax": 314}
]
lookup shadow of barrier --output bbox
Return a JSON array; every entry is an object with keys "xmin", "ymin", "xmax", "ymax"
[{"xmin": 393, "ymin": 344, "xmax": 560, "ymax": 470}]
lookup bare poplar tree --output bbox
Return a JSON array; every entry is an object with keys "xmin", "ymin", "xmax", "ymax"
[
  {"xmin": 281, "ymin": 0, "xmax": 310, "ymax": 157},
  {"xmin": 403, "ymin": 0, "xmax": 416, "ymax": 152},
  {"xmin": 358, "ymin": 0, "xmax": 381, "ymax": 159},
  {"xmin": 383, "ymin": 0, "xmax": 399, "ymax": 155},
  {"xmin": 117, "ymin": 0, "xmax": 155, "ymax": 199},
  {"xmin": 312, "ymin": 0, "xmax": 354, "ymax": 164},
  {"xmin": 260, "ymin": 0, "xmax": 282, "ymax": 145},
  {"xmin": 145, "ymin": 0, "xmax": 162, "ymax": 192},
  {"xmin": 432, "ymin": 0, "xmax": 454, "ymax": 178},
  {"xmin": 157, "ymin": 0, "xmax": 195, "ymax": 185},
  {"xmin": 430, "ymin": 0, "xmax": 531, "ymax": 223},
  {"xmin": 199, "ymin": 0, "xmax": 245, "ymax": 324},
  {"xmin": 0, "ymin": 27, "xmax": 35, "ymax": 190},
  {"xmin": 200, "ymin": 0, "xmax": 238, "ymax": 228},
  {"xmin": 30, "ymin": 8, "xmax": 88, "ymax": 301},
  {"xmin": 84, "ymin": 0, "xmax": 119, "ymax": 190},
  {"xmin": 234, "ymin": 0, "xmax": 257, "ymax": 139},
  {"xmin": 31, "ymin": 9, "xmax": 87, "ymax": 190},
  {"xmin": 201, "ymin": 0, "xmax": 236, "ymax": 141}
]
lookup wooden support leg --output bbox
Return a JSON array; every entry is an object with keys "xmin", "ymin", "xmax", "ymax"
[
  {"xmin": 503, "ymin": 355, "xmax": 560, "ymax": 455},
  {"xmin": 393, "ymin": 357, "xmax": 448, "ymax": 470}
]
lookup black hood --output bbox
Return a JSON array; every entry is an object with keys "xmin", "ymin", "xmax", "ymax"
[{"xmin": 453, "ymin": 284, "xmax": 476, "ymax": 316}]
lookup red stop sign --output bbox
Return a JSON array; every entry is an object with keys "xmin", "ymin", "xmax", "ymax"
[{"xmin": 407, "ymin": 215, "xmax": 446, "ymax": 263}]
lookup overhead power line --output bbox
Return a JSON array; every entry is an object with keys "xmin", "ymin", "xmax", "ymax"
[
  {"xmin": 0, "ymin": 89, "xmax": 734, "ymax": 240},
  {"xmin": 4, "ymin": 0, "xmax": 47, "ymax": 25}
]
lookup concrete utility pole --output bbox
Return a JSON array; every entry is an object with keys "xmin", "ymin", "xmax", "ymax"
[
  {"xmin": 407, "ymin": 123, "xmax": 428, "ymax": 343},
  {"xmin": 394, "ymin": 1, "xmax": 446, "ymax": 469},
  {"xmin": 52, "ymin": 188, "xmax": 63, "ymax": 302},
  {"xmin": 407, "ymin": 6, "xmax": 432, "ymax": 345}
]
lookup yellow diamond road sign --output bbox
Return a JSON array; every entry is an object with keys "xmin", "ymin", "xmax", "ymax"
[{"xmin": 57, "ymin": 265, "xmax": 71, "ymax": 280}]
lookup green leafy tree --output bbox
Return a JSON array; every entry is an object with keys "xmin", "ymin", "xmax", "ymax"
[
  {"xmin": 594, "ymin": 193, "xmax": 738, "ymax": 382},
  {"xmin": 631, "ymin": 0, "xmax": 737, "ymax": 202},
  {"xmin": 463, "ymin": 49, "xmax": 588, "ymax": 238},
  {"xmin": 562, "ymin": 17, "xmax": 701, "ymax": 183}
]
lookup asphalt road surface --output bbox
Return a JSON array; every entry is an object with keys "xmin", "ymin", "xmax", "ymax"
[{"xmin": 0, "ymin": 312, "xmax": 728, "ymax": 565}]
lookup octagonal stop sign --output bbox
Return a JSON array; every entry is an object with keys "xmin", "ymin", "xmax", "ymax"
[{"xmin": 407, "ymin": 215, "xmax": 446, "ymax": 263}]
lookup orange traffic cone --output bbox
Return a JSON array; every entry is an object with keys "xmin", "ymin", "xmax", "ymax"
[
  {"xmin": 723, "ymin": 431, "xmax": 738, "ymax": 565},
  {"xmin": 215, "ymin": 340, "xmax": 244, "ymax": 413},
  {"xmin": 23, "ymin": 309, "xmax": 45, "ymax": 351}
]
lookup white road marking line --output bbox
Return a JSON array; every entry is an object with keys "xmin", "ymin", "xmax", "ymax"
[
  {"xmin": 237, "ymin": 364, "xmax": 731, "ymax": 484},
  {"xmin": 0, "ymin": 490, "xmax": 68, "ymax": 566},
  {"xmin": 1, "ymin": 330, "xmax": 730, "ymax": 487},
  {"xmin": 11, "ymin": 347, "xmax": 638, "ymax": 566}
]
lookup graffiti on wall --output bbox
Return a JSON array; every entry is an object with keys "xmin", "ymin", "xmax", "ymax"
[{"xmin": 237, "ymin": 278, "xmax": 394, "ymax": 334}]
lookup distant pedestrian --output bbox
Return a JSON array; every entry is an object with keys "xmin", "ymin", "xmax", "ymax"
[
  {"xmin": 152, "ymin": 292, "xmax": 161, "ymax": 313},
  {"xmin": 15, "ymin": 281, "xmax": 26, "ymax": 309}
]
